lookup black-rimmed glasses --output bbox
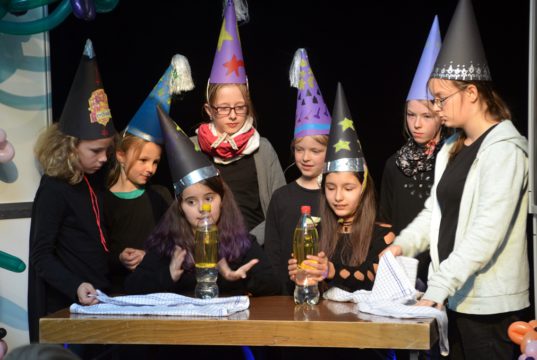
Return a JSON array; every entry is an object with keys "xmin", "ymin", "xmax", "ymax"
[{"xmin": 211, "ymin": 105, "xmax": 248, "ymax": 116}]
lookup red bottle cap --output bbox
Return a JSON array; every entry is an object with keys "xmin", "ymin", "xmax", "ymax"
[{"xmin": 300, "ymin": 205, "xmax": 311, "ymax": 215}]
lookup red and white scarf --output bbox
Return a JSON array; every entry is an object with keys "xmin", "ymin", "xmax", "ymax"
[{"xmin": 197, "ymin": 116, "xmax": 260, "ymax": 164}]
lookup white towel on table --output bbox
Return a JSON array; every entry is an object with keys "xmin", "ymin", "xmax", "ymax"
[
  {"xmin": 70, "ymin": 290, "xmax": 249, "ymax": 317},
  {"xmin": 323, "ymin": 252, "xmax": 448, "ymax": 356}
]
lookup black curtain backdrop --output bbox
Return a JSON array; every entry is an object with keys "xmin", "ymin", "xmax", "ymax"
[{"xmin": 49, "ymin": 0, "xmax": 529, "ymax": 191}]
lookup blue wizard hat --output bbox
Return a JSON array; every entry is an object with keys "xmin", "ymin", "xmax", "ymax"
[{"xmin": 125, "ymin": 54, "xmax": 194, "ymax": 144}]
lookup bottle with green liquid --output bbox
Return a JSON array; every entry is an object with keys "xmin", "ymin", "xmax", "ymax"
[{"xmin": 194, "ymin": 203, "xmax": 219, "ymax": 299}]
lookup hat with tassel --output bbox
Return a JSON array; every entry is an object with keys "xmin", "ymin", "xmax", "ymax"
[
  {"xmin": 209, "ymin": 0, "xmax": 249, "ymax": 84},
  {"xmin": 431, "ymin": 0, "xmax": 491, "ymax": 81},
  {"xmin": 289, "ymin": 48, "xmax": 331, "ymax": 138},
  {"xmin": 324, "ymin": 83, "xmax": 366, "ymax": 174},
  {"xmin": 125, "ymin": 54, "xmax": 195, "ymax": 144},
  {"xmin": 157, "ymin": 105, "xmax": 219, "ymax": 196},
  {"xmin": 59, "ymin": 39, "xmax": 116, "ymax": 140},
  {"xmin": 407, "ymin": 16, "xmax": 442, "ymax": 101}
]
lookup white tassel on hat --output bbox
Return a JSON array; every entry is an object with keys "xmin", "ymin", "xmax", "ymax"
[
  {"xmin": 289, "ymin": 48, "xmax": 304, "ymax": 88},
  {"xmin": 169, "ymin": 54, "xmax": 195, "ymax": 95},
  {"xmin": 222, "ymin": 0, "xmax": 249, "ymax": 23}
]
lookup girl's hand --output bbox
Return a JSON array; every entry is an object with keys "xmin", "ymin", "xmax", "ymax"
[
  {"xmin": 380, "ymin": 245, "xmax": 403, "ymax": 258},
  {"xmin": 415, "ymin": 298, "xmax": 443, "ymax": 310},
  {"xmin": 119, "ymin": 248, "xmax": 146, "ymax": 271},
  {"xmin": 218, "ymin": 258, "xmax": 259, "ymax": 281},
  {"xmin": 77, "ymin": 282, "xmax": 99, "ymax": 305},
  {"xmin": 169, "ymin": 246, "xmax": 187, "ymax": 282},
  {"xmin": 288, "ymin": 257, "xmax": 298, "ymax": 282},
  {"xmin": 302, "ymin": 251, "xmax": 329, "ymax": 282}
]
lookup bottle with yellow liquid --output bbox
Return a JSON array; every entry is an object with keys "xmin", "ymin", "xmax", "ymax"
[
  {"xmin": 194, "ymin": 203, "xmax": 219, "ymax": 299},
  {"xmin": 292, "ymin": 205, "xmax": 320, "ymax": 305}
]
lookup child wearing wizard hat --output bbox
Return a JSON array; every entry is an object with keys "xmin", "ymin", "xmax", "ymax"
[
  {"xmin": 192, "ymin": 0, "xmax": 285, "ymax": 246},
  {"xmin": 264, "ymin": 48, "xmax": 330, "ymax": 295},
  {"xmin": 28, "ymin": 39, "xmax": 116, "ymax": 342},
  {"xmin": 378, "ymin": 16, "xmax": 447, "ymax": 291},
  {"xmin": 104, "ymin": 54, "xmax": 194, "ymax": 293},
  {"xmin": 386, "ymin": 0, "xmax": 530, "ymax": 358},
  {"xmin": 288, "ymin": 83, "xmax": 395, "ymax": 295},
  {"xmin": 125, "ymin": 106, "xmax": 279, "ymax": 298}
]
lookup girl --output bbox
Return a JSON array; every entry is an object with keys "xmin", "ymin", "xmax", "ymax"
[
  {"xmin": 386, "ymin": 0, "xmax": 529, "ymax": 358},
  {"xmin": 193, "ymin": 0, "xmax": 285, "ymax": 245},
  {"xmin": 28, "ymin": 39, "xmax": 116, "ymax": 342},
  {"xmin": 379, "ymin": 16, "xmax": 446, "ymax": 289},
  {"xmin": 288, "ymin": 83, "xmax": 395, "ymax": 294},
  {"xmin": 265, "ymin": 49, "xmax": 329, "ymax": 294},
  {"xmin": 124, "ymin": 107, "xmax": 279, "ymax": 297},
  {"xmin": 104, "ymin": 55, "xmax": 193, "ymax": 293}
]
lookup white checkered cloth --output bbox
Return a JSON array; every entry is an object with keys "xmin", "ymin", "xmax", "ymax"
[
  {"xmin": 70, "ymin": 291, "xmax": 249, "ymax": 317},
  {"xmin": 323, "ymin": 252, "xmax": 448, "ymax": 356}
]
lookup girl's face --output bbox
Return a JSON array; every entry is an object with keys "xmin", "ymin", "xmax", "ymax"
[
  {"xmin": 406, "ymin": 100, "xmax": 442, "ymax": 145},
  {"xmin": 180, "ymin": 182, "xmax": 222, "ymax": 230},
  {"xmin": 76, "ymin": 137, "xmax": 114, "ymax": 174},
  {"xmin": 294, "ymin": 136, "xmax": 327, "ymax": 179},
  {"xmin": 428, "ymin": 78, "xmax": 467, "ymax": 129},
  {"xmin": 205, "ymin": 84, "xmax": 248, "ymax": 135},
  {"xmin": 324, "ymin": 172, "xmax": 362, "ymax": 222},
  {"xmin": 117, "ymin": 142, "xmax": 161, "ymax": 187}
]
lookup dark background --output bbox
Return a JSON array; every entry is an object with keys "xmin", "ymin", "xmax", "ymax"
[{"xmin": 49, "ymin": 0, "xmax": 530, "ymax": 189}]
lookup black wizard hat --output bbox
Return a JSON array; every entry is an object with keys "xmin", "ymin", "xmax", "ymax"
[
  {"xmin": 324, "ymin": 83, "xmax": 366, "ymax": 174},
  {"xmin": 157, "ymin": 105, "xmax": 219, "ymax": 196},
  {"xmin": 431, "ymin": 0, "xmax": 491, "ymax": 81},
  {"xmin": 59, "ymin": 39, "xmax": 116, "ymax": 139}
]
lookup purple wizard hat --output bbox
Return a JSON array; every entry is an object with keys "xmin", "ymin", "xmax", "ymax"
[
  {"xmin": 407, "ymin": 16, "xmax": 442, "ymax": 101},
  {"xmin": 209, "ymin": 0, "xmax": 247, "ymax": 84},
  {"xmin": 289, "ymin": 49, "xmax": 331, "ymax": 138}
]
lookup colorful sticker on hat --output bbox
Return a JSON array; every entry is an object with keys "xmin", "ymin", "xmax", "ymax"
[{"xmin": 88, "ymin": 89, "xmax": 112, "ymax": 126}]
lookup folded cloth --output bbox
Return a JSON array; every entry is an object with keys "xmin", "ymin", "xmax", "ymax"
[
  {"xmin": 70, "ymin": 290, "xmax": 249, "ymax": 317},
  {"xmin": 323, "ymin": 252, "xmax": 448, "ymax": 356}
]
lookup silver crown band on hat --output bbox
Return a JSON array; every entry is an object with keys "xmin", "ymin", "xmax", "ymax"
[
  {"xmin": 124, "ymin": 127, "xmax": 163, "ymax": 145},
  {"xmin": 431, "ymin": 61, "xmax": 491, "ymax": 81},
  {"xmin": 324, "ymin": 157, "xmax": 366, "ymax": 173},
  {"xmin": 173, "ymin": 165, "xmax": 220, "ymax": 195}
]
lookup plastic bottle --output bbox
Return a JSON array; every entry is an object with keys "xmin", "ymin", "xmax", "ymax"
[
  {"xmin": 194, "ymin": 203, "xmax": 219, "ymax": 299},
  {"xmin": 292, "ymin": 205, "xmax": 320, "ymax": 305}
]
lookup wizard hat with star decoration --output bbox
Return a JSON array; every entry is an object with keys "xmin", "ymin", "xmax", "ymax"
[
  {"xmin": 59, "ymin": 39, "xmax": 116, "ymax": 140},
  {"xmin": 324, "ymin": 83, "xmax": 366, "ymax": 174},
  {"xmin": 125, "ymin": 54, "xmax": 195, "ymax": 144},
  {"xmin": 209, "ymin": 0, "xmax": 248, "ymax": 84},
  {"xmin": 157, "ymin": 105, "xmax": 219, "ymax": 196},
  {"xmin": 407, "ymin": 16, "xmax": 442, "ymax": 101},
  {"xmin": 431, "ymin": 0, "xmax": 491, "ymax": 81},
  {"xmin": 289, "ymin": 48, "xmax": 331, "ymax": 138}
]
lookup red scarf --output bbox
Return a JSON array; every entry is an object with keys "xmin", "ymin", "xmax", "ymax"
[{"xmin": 197, "ymin": 123, "xmax": 256, "ymax": 160}]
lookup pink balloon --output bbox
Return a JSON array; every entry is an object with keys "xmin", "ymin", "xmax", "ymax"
[
  {"xmin": 0, "ymin": 340, "xmax": 7, "ymax": 360},
  {"xmin": 519, "ymin": 354, "xmax": 528, "ymax": 360},
  {"xmin": 526, "ymin": 340, "xmax": 537, "ymax": 357},
  {"xmin": 0, "ymin": 129, "xmax": 15, "ymax": 163}
]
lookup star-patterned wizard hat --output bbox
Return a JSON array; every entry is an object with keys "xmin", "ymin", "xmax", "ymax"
[
  {"xmin": 289, "ymin": 48, "xmax": 331, "ymax": 139},
  {"xmin": 324, "ymin": 83, "xmax": 365, "ymax": 174},
  {"xmin": 59, "ymin": 39, "xmax": 116, "ymax": 140},
  {"xmin": 209, "ymin": 0, "xmax": 248, "ymax": 84},
  {"xmin": 157, "ymin": 105, "xmax": 219, "ymax": 196},
  {"xmin": 407, "ymin": 16, "xmax": 442, "ymax": 101},
  {"xmin": 430, "ymin": 0, "xmax": 491, "ymax": 81},
  {"xmin": 125, "ymin": 54, "xmax": 195, "ymax": 144}
]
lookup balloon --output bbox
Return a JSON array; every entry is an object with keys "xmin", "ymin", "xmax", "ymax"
[
  {"xmin": 510, "ymin": 321, "xmax": 534, "ymax": 345},
  {"xmin": 522, "ymin": 332, "xmax": 537, "ymax": 354},
  {"xmin": 0, "ymin": 340, "xmax": 6, "ymax": 360},
  {"xmin": 519, "ymin": 355, "xmax": 528, "ymax": 360},
  {"xmin": 526, "ymin": 340, "xmax": 537, "ymax": 357},
  {"xmin": 70, "ymin": 0, "xmax": 95, "ymax": 20},
  {"xmin": 94, "ymin": 0, "xmax": 118, "ymax": 13},
  {"xmin": 0, "ymin": 129, "xmax": 15, "ymax": 164},
  {"xmin": 0, "ymin": 0, "xmax": 71, "ymax": 35},
  {"xmin": 0, "ymin": 250, "xmax": 26, "ymax": 273}
]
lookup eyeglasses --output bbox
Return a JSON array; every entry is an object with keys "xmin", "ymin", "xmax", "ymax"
[
  {"xmin": 211, "ymin": 105, "xmax": 248, "ymax": 116},
  {"xmin": 430, "ymin": 88, "xmax": 466, "ymax": 109}
]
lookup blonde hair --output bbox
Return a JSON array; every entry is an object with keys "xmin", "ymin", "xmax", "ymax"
[
  {"xmin": 107, "ymin": 133, "xmax": 151, "ymax": 188},
  {"xmin": 291, "ymin": 134, "xmax": 329, "ymax": 150},
  {"xmin": 34, "ymin": 124, "xmax": 84, "ymax": 184}
]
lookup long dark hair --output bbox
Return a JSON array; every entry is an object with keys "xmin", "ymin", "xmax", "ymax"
[
  {"xmin": 145, "ymin": 176, "xmax": 251, "ymax": 269},
  {"xmin": 319, "ymin": 171, "xmax": 377, "ymax": 266}
]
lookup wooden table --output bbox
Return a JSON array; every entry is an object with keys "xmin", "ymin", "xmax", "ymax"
[{"xmin": 40, "ymin": 296, "xmax": 437, "ymax": 352}]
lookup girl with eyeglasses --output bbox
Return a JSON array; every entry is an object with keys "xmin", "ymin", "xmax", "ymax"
[
  {"xmin": 385, "ymin": 0, "xmax": 529, "ymax": 358},
  {"xmin": 191, "ymin": 0, "xmax": 285, "ymax": 247},
  {"xmin": 378, "ymin": 16, "xmax": 448, "ymax": 292}
]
